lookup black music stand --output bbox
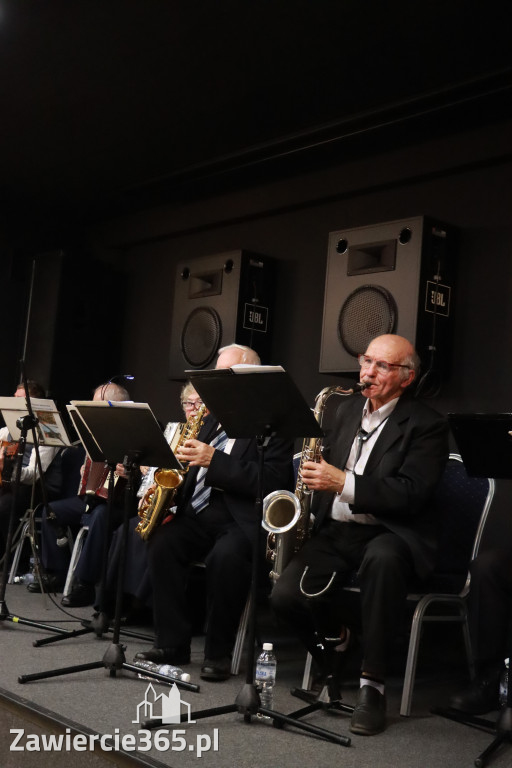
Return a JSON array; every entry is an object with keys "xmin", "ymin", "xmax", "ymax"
[
  {"xmin": 32, "ymin": 402, "xmax": 153, "ymax": 647},
  {"xmin": 18, "ymin": 401, "xmax": 199, "ymax": 694},
  {"xmin": 142, "ymin": 365, "xmax": 350, "ymax": 746},
  {"xmin": 0, "ymin": 372, "xmax": 76, "ymax": 638},
  {"xmin": 431, "ymin": 413, "xmax": 512, "ymax": 767}
]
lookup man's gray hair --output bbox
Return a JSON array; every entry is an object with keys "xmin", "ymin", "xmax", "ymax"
[
  {"xmin": 217, "ymin": 344, "xmax": 261, "ymax": 365},
  {"xmin": 400, "ymin": 349, "xmax": 421, "ymax": 381}
]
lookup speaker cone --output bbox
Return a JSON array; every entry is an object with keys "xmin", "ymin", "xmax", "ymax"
[
  {"xmin": 338, "ymin": 285, "xmax": 397, "ymax": 357},
  {"xmin": 180, "ymin": 306, "xmax": 222, "ymax": 368}
]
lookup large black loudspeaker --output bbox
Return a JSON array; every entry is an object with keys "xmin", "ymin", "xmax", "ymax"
[
  {"xmin": 169, "ymin": 250, "xmax": 275, "ymax": 379},
  {"xmin": 319, "ymin": 216, "xmax": 457, "ymax": 380}
]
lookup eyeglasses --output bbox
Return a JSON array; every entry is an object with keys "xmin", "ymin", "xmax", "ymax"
[
  {"xmin": 358, "ymin": 354, "xmax": 410, "ymax": 374},
  {"xmin": 181, "ymin": 399, "xmax": 203, "ymax": 410}
]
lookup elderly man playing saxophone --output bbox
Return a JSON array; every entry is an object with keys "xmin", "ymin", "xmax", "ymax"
[
  {"xmin": 271, "ymin": 334, "xmax": 449, "ymax": 735},
  {"xmin": 136, "ymin": 344, "xmax": 294, "ymax": 681}
]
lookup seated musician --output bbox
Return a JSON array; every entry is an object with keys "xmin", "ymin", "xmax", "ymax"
[
  {"xmin": 33, "ymin": 380, "xmax": 132, "ymax": 605},
  {"xmin": 271, "ymin": 334, "xmax": 449, "ymax": 735},
  {"xmin": 99, "ymin": 381, "xmax": 203, "ymax": 621},
  {"xmin": 0, "ymin": 380, "xmax": 60, "ymax": 562},
  {"xmin": 135, "ymin": 344, "xmax": 295, "ymax": 681}
]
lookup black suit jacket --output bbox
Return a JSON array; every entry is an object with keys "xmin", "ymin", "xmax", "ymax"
[
  {"xmin": 176, "ymin": 415, "xmax": 295, "ymax": 542},
  {"xmin": 313, "ymin": 393, "xmax": 450, "ymax": 581}
]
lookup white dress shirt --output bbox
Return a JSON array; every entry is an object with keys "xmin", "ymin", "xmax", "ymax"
[{"xmin": 330, "ymin": 397, "xmax": 399, "ymax": 524}]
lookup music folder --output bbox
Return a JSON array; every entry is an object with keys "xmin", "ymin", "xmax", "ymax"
[
  {"xmin": 186, "ymin": 365, "xmax": 323, "ymax": 440},
  {"xmin": 67, "ymin": 401, "xmax": 182, "ymax": 469},
  {"xmin": 448, "ymin": 412, "xmax": 512, "ymax": 479}
]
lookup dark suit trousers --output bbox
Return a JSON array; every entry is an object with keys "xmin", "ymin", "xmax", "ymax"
[
  {"xmin": 147, "ymin": 509, "xmax": 252, "ymax": 659},
  {"xmin": 271, "ymin": 519, "xmax": 415, "ymax": 680},
  {"xmin": 467, "ymin": 549, "xmax": 512, "ymax": 667}
]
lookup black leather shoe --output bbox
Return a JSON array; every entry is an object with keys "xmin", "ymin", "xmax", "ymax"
[
  {"xmin": 61, "ymin": 583, "xmax": 95, "ymax": 607},
  {"xmin": 27, "ymin": 574, "xmax": 63, "ymax": 594},
  {"xmin": 449, "ymin": 673, "xmax": 500, "ymax": 715},
  {"xmin": 350, "ymin": 685, "xmax": 387, "ymax": 735},
  {"xmin": 134, "ymin": 646, "xmax": 191, "ymax": 665},
  {"xmin": 200, "ymin": 657, "xmax": 231, "ymax": 681}
]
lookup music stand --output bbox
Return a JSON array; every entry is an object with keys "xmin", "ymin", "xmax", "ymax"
[
  {"xmin": 32, "ymin": 402, "xmax": 154, "ymax": 647},
  {"xmin": 432, "ymin": 413, "xmax": 512, "ymax": 767},
  {"xmin": 18, "ymin": 401, "xmax": 199, "ymax": 694},
  {"xmin": 142, "ymin": 366, "xmax": 350, "ymax": 746},
  {"xmin": 0, "ymin": 385, "xmax": 77, "ymax": 638}
]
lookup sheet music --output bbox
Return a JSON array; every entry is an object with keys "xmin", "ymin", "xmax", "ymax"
[
  {"xmin": 67, "ymin": 405, "xmax": 104, "ymax": 462},
  {"xmin": 0, "ymin": 396, "xmax": 71, "ymax": 446}
]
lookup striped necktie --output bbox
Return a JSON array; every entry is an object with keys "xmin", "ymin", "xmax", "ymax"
[{"xmin": 190, "ymin": 429, "xmax": 228, "ymax": 513}]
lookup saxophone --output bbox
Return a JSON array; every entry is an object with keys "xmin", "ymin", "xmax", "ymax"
[
  {"xmin": 135, "ymin": 403, "xmax": 207, "ymax": 540},
  {"xmin": 262, "ymin": 383, "xmax": 367, "ymax": 580}
]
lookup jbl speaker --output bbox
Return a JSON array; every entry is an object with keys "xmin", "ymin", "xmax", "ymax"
[
  {"xmin": 319, "ymin": 216, "xmax": 457, "ymax": 379},
  {"xmin": 169, "ymin": 250, "xmax": 275, "ymax": 379}
]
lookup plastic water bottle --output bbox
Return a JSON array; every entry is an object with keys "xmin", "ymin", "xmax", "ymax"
[
  {"xmin": 133, "ymin": 659, "xmax": 191, "ymax": 684},
  {"xmin": 14, "ymin": 572, "xmax": 36, "ymax": 584},
  {"xmin": 14, "ymin": 557, "xmax": 36, "ymax": 584},
  {"xmin": 255, "ymin": 642, "xmax": 277, "ymax": 717},
  {"xmin": 499, "ymin": 658, "xmax": 509, "ymax": 707}
]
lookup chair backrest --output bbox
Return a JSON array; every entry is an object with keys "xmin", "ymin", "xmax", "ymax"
[
  {"xmin": 427, "ymin": 452, "xmax": 495, "ymax": 594},
  {"xmin": 44, "ymin": 442, "xmax": 86, "ymax": 501}
]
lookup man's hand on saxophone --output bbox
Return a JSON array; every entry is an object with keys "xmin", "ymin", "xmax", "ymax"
[
  {"xmin": 301, "ymin": 458, "xmax": 346, "ymax": 495},
  {"xmin": 176, "ymin": 439, "xmax": 215, "ymax": 468}
]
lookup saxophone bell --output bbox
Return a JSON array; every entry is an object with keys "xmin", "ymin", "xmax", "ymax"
[
  {"xmin": 262, "ymin": 489, "xmax": 303, "ymax": 580},
  {"xmin": 262, "ymin": 490, "xmax": 302, "ymax": 534},
  {"xmin": 135, "ymin": 404, "xmax": 206, "ymax": 540}
]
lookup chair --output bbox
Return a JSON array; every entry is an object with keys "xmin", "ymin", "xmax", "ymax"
[
  {"xmin": 62, "ymin": 524, "xmax": 89, "ymax": 597},
  {"xmin": 301, "ymin": 453, "xmax": 495, "ymax": 717}
]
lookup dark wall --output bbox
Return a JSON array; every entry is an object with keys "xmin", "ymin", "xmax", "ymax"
[
  {"xmin": 91, "ymin": 120, "xmax": 512, "ymax": 425},
  {"xmin": 1, "ymin": 249, "xmax": 127, "ymax": 418},
  {"xmin": 87, "ymin": 118, "xmax": 512, "ymax": 545}
]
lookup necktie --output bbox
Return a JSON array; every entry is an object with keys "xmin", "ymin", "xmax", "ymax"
[{"xmin": 190, "ymin": 429, "xmax": 228, "ymax": 513}]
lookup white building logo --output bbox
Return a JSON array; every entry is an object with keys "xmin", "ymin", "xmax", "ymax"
[{"xmin": 133, "ymin": 682, "xmax": 195, "ymax": 725}]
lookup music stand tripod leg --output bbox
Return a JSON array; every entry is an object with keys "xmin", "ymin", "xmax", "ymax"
[
  {"xmin": 19, "ymin": 459, "xmax": 199, "ymax": 694},
  {"xmin": 33, "ymin": 466, "xmax": 153, "ymax": 647}
]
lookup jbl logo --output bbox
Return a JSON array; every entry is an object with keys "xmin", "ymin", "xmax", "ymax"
[{"xmin": 425, "ymin": 281, "xmax": 450, "ymax": 317}]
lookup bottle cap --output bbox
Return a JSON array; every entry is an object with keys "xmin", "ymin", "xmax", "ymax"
[{"xmin": 262, "ymin": 642, "xmax": 273, "ymax": 651}]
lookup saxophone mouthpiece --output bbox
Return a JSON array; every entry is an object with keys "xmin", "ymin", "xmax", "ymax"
[{"xmin": 354, "ymin": 381, "xmax": 370, "ymax": 392}]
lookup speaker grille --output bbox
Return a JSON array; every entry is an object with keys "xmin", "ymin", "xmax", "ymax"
[
  {"xmin": 180, "ymin": 306, "xmax": 222, "ymax": 368},
  {"xmin": 338, "ymin": 285, "xmax": 397, "ymax": 357}
]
